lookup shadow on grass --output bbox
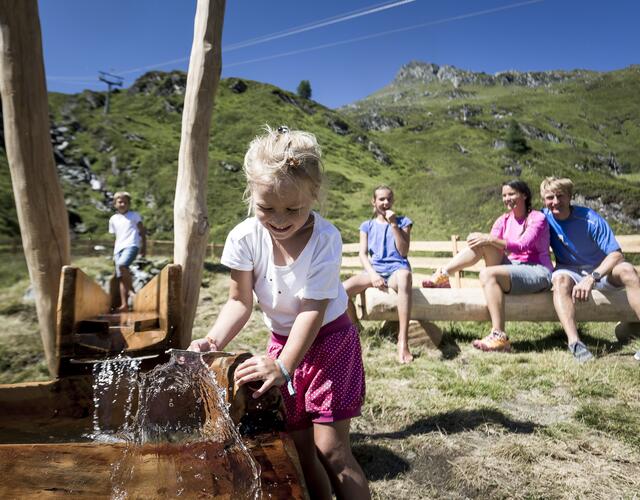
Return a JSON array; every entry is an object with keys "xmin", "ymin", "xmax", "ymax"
[
  {"xmin": 438, "ymin": 336, "xmax": 462, "ymax": 360},
  {"xmin": 355, "ymin": 408, "xmax": 539, "ymax": 442},
  {"xmin": 352, "ymin": 442, "xmax": 410, "ymax": 481},
  {"xmin": 510, "ymin": 328, "xmax": 631, "ymax": 355},
  {"xmin": 509, "ymin": 327, "xmax": 568, "ymax": 352}
]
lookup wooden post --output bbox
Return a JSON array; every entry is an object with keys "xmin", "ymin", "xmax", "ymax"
[
  {"xmin": 450, "ymin": 234, "xmax": 462, "ymax": 288},
  {"xmin": 173, "ymin": 0, "xmax": 226, "ymax": 347},
  {"xmin": 0, "ymin": 0, "xmax": 71, "ymax": 377}
]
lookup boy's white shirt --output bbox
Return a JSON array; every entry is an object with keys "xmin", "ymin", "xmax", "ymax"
[
  {"xmin": 221, "ymin": 212, "xmax": 348, "ymax": 336},
  {"xmin": 109, "ymin": 211, "xmax": 142, "ymax": 254}
]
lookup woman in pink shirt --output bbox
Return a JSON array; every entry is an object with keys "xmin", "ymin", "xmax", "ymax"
[{"xmin": 423, "ymin": 180, "xmax": 552, "ymax": 352}]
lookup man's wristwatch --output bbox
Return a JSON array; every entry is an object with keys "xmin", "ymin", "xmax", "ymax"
[{"xmin": 590, "ymin": 271, "xmax": 602, "ymax": 282}]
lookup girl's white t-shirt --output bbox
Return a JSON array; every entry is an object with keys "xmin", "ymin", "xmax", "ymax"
[{"xmin": 221, "ymin": 212, "xmax": 348, "ymax": 336}]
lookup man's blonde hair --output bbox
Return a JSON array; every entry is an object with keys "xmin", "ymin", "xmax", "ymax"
[
  {"xmin": 540, "ymin": 177, "xmax": 573, "ymax": 198},
  {"xmin": 243, "ymin": 125, "xmax": 324, "ymax": 212},
  {"xmin": 113, "ymin": 191, "xmax": 132, "ymax": 203}
]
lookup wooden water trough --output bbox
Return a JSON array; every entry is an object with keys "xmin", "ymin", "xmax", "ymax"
[
  {"xmin": 0, "ymin": 265, "xmax": 307, "ymax": 498},
  {"xmin": 56, "ymin": 264, "xmax": 182, "ymax": 376}
]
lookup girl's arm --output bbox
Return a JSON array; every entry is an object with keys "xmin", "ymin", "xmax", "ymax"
[
  {"xmin": 188, "ymin": 269, "xmax": 253, "ymax": 351},
  {"xmin": 358, "ymin": 230, "xmax": 385, "ymax": 289},
  {"xmin": 234, "ymin": 298, "xmax": 329, "ymax": 398},
  {"xmin": 386, "ymin": 211, "xmax": 411, "ymax": 256}
]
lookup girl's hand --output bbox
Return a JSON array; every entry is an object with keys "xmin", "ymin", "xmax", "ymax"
[
  {"xmin": 188, "ymin": 337, "xmax": 218, "ymax": 352},
  {"xmin": 369, "ymin": 272, "xmax": 387, "ymax": 290},
  {"xmin": 384, "ymin": 210, "xmax": 397, "ymax": 224},
  {"xmin": 235, "ymin": 355, "xmax": 285, "ymax": 399}
]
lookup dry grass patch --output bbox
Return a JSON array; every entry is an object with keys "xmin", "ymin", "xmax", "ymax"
[{"xmin": 1, "ymin": 258, "xmax": 639, "ymax": 498}]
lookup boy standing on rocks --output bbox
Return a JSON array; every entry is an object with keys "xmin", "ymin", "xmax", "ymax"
[{"xmin": 109, "ymin": 191, "xmax": 146, "ymax": 312}]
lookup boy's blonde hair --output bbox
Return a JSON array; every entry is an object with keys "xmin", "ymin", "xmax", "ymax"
[
  {"xmin": 113, "ymin": 191, "xmax": 132, "ymax": 203},
  {"xmin": 243, "ymin": 125, "xmax": 324, "ymax": 211},
  {"xmin": 540, "ymin": 177, "xmax": 573, "ymax": 198}
]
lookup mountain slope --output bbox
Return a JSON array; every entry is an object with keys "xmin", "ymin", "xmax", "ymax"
[
  {"xmin": 342, "ymin": 62, "xmax": 640, "ymax": 237},
  {"xmin": 0, "ymin": 63, "xmax": 638, "ymax": 245}
]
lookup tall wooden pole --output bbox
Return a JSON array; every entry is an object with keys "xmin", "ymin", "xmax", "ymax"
[
  {"xmin": 174, "ymin": 0, "xmax": 226, "ymax": 346},
  {"xmin": 0, "ymin": 0, "xmax": 71, "ymax": 377}
]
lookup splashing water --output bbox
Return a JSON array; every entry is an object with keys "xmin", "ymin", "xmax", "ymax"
[
  {"xmin": 88, "ymin": 356, "xmax": 141, "ymax": 442},
  {"xmin": 91, "ymin": 352, "xmax": 261, "ymax": 499}
]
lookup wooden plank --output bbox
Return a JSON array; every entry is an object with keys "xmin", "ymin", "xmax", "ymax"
[
  {"xmin": 0, "ymin": 0, "xmax": 71, "ymax": 377},
  {"xmin": 618, "ymin": 234, "xmax": 640, "ymax": 253},
  {"xmin": 342, "ymin": 255, "xmax": 485, "ymax": 272},
  {"xmin": 343, "ymin": 236, "xmax": 639, "ymax": 259},
  {"xmin": 357, "ymin": 287, "xmax": 638, "ymax": 322},
  {"xmin": 56, "ymin": 266, "xmax": 110, "ymax": 368},
  {"xmin": 0, "ymin": 437, "xmax": 305, "ymax": 499},
  {"xmin": 343, "ymin": 240, "xmax": 469, "ymax": 254},
  {"xmin": 174, "ymin": 0, "xmax": 225, "ymax": 346},
  {"xmin": 451, "ymin": 235, "xmax": 462, "ymax": 288}
]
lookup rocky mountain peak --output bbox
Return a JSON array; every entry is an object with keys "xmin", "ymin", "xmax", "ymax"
[
  {"xmin": 128, "ymin": 70, "xmax": 188, "ymax": 97},
  {"xmin": 393, "ymin": 61, "xmax": 592, "ymax": 88}
]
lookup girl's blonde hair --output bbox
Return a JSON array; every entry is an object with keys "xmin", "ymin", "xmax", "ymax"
[
  {"xmin": 243, "ymin": 125, "xmax": 324, "ymax": 212},
  {"xmin": 540, "ymin": 177, "xmax": 573, "ymax": 198}
]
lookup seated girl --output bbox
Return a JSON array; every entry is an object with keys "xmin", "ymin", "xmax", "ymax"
[
  {"xmin": 343, "ymin": 186, "xmax": 414, "ymax": 363},
  {"xmin": 423, "ymin": 180, "xmax": 552, "ymax": 352}
]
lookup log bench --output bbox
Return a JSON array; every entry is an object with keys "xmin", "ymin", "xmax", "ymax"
[{"xmin": 342, "ymin": 235, "xmax": 640, "ymax": 347}]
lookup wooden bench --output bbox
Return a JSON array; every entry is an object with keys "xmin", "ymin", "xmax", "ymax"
[{"xmin": 342, "ymin": 235, "xmax": 640, "ymax": 346}]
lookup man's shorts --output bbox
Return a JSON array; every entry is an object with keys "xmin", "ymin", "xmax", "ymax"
[
  {"xmin": 114, "ymin": 246, "xmax": 139, "ymax": 277},
  {"xmin": 552, "ymin": 267, "xmax": 620, "ymax": 291},
  {"xmin": 267, "ymin": 313, "xmax": 366, "ymax": 431}
]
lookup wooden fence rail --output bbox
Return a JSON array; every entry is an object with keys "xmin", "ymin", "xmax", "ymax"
[{"xmin": 0, "ymin": 238, "xmax": 224, "ymax": 258}]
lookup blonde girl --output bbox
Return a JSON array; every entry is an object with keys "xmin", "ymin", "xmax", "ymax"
[{"xmin": 190, "ymin": 126, "xmax": 370, "ymax": 499}]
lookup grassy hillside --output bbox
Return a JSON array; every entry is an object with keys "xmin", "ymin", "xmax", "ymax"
[
  {"xmin": 1, "ymin": 72, "xmax": 397, "ymax": 243},
  {"xmin": 1, "ymin": 64, "xmax": 639, "ymax": 244},
  {"xmin": 342, "ymin": 64, "xmax": 640, "ymax": 238}
]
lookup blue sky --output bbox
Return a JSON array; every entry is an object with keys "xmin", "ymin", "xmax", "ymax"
[{"xmin": 40, "ymin": 0, "xmax": 639, "ymax": 109}]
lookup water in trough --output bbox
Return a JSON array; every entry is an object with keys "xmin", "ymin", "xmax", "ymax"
[{"xmin": 91, "ymin": 351, "xmax": 261, "ymax": 499}]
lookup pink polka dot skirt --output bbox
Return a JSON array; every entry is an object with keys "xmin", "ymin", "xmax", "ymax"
[{"xmin": 267, "ymin": 313, "xmax": 366, "ymax": 430}]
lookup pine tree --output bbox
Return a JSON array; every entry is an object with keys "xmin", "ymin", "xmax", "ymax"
[
  {"xmin": 296, "ymin": 80, "xmax": 312, "ymax": 100},
  {"xmin": 505, "ymin": 119, "xmax": 529, "ymax": 154}
]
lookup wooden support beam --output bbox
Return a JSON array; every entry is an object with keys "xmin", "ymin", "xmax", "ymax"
[
  {"xmin": 0, "ymin": 0, "xmax": 71, "ymax": 377},
  {"xmin": 173, "ymin": 0, "xmax": 226, "ymax": 347},
  {"xmin": 357, "ymin": 287, "xmax": 639, "ymax": 323}
]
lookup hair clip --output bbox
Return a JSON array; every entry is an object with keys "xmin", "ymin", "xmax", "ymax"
[
  {"xmin": 285, "ymin": 157, "xmax": 300, "ymax": 168},
  {"xmin": 277, "ymin": 125, "xmax": 290, "ymax": 134}
]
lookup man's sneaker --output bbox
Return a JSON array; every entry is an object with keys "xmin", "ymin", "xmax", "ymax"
[
  {"xmin": 422, "ymin": 269, "xmax": 451, "ymax": 288},
  {"xmin": 634, "ymin": 351, "xmax": 640, "ymax": 361},
  {"xmin": 472, "ymin": 330, "xmax": 511, "ymax": 352},
  {"xmin": 569, "ymin": 341, "xmax": 594, "ymax": 363}
]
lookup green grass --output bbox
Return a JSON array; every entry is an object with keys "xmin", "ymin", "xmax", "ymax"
[
  {"xmin": 2, "ymin": 256, "xmax": 638, "ymax": 498},
  {"xmin": 2, "ymin": 67, "xmax": 640, "ymax": 246}
]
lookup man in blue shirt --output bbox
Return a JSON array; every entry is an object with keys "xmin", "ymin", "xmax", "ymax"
[{"xmin": 541, "ymin": 177, "xmax": 640, "ymax": 362}]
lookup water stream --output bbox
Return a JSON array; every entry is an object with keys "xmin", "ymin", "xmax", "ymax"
[{"xmin": 90, "ymin": 351, "xmax": 261, "ymax": 499}]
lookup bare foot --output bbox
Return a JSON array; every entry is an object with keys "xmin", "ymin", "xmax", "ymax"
[
  {"xmin": 397, "ymin": 347, "xmax": 414, "ymax": 364},
  {"xmin": 115, "ymin": 304, "xmax": 129, "ymax": 313}
]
